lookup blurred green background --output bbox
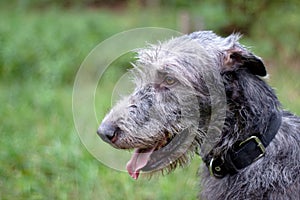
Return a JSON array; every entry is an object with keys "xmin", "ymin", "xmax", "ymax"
[{"xmin": 0, "ymin": 0, "xmax": 299, "ymax": 199}]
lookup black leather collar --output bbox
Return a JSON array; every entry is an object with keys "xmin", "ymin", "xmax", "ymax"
[{"xmin": 203, "ymin": 111, "xmax": 282, "ymax": 178}]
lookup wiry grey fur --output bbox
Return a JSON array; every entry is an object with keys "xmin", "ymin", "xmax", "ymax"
[{"xmin": 98, "ymin": 31, "xmax": 300, "ymax": 199}]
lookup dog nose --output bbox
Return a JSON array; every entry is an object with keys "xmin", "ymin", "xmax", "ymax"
[{"xmin": 97, "ymin": 122, "xmax": 119, "ymax": 143}]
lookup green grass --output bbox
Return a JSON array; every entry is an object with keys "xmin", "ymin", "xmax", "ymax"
[
  {"xmin": 269, "ymin": 67, "xmax": 300, "ymax": 115},
  {"xmin": 0, "ymin": 5, "xmax": 299, "ymax": 200}
]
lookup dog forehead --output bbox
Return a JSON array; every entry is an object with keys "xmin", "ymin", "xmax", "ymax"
[
  {"xmin": 136, "ymin": 39, "xmax": 204, "ymax": 67},
  {"xmin": 137, "ymin": 32, "xmax": 236, "ymax": 62}
]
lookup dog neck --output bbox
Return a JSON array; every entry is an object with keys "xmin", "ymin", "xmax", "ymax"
[
  {"xmin": 203, "ymin": 110, "xmax": 282, "ymax": 178},
  {"xmin": 201, "ymin": 70, "xmax": 283, "ymax": 178}
]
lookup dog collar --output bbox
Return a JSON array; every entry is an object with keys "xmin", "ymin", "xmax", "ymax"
[{"xmin": 204, "ymin": 111, "xmax": 282, "ymax": 178}]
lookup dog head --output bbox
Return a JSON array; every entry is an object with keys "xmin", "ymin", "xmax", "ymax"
[{"xmin": 97, "ymin": 31, "xmax": 267, "ymax": 179}]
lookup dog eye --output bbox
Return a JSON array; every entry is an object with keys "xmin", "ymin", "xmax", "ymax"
[{"xmin": 164, "ymin": 76, "xmax": 176, "ymax": 85}]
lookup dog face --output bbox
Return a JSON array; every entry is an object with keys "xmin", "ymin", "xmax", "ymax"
[{"xmin": 98, "ymin": 45, "xmax": 204, "ymax": 178}]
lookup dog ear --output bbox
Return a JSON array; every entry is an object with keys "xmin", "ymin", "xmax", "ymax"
[{"xmin": 224, "ymin": 48, "xmax": 267, "ymax": 76}]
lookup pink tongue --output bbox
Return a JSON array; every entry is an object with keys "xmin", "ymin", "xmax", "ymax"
[{"xmin": 126, "ymin": 147, "xmax": 155, "ymax": 180}]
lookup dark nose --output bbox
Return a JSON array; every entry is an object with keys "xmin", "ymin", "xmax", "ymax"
[{"xmin": 97, "ymin": 122, "xmax": 119, "ymax": 144}]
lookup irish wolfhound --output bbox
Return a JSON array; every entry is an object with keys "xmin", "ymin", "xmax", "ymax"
[{"xmin": 97, "ymin": 31, "xmax": 300, "ymax": 199}]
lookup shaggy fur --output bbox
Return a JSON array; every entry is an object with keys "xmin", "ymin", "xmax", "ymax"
[{"xmin": 97, "ymin": 31, "xmax": 300, "ymax": 199}]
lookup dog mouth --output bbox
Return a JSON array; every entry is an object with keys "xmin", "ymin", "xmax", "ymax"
[
  {"xmin": 126, "ymin": 128, "xmax": 193, "ymax": 179},
  {"xmin": 126, "ymin": 146, "xmax": 157, "ymax": 180}
]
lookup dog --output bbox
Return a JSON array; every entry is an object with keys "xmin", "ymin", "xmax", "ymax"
[{"xmin": 97, "ymin": 31, "xmax": 300, "ymax": 199}]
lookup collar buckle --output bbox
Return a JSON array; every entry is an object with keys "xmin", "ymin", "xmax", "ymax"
[{"xmin": 239, "ymin": 136, "xmax": 266, "ymax": 161}]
